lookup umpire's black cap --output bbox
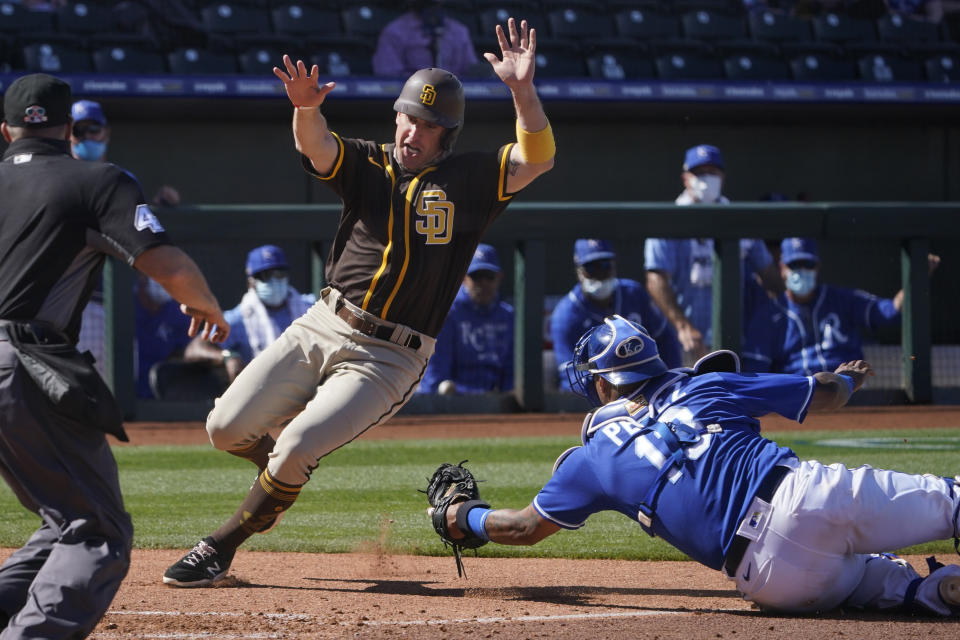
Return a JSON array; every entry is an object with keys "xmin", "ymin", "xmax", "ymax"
[{"xmin": 2, "ymin": 73, "xmax": 72, "ymax": 128}]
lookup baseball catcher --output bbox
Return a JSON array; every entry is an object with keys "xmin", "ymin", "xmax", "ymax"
[
  {"xmin": 426, "ymin": 315, "xmax": 960, "ymax": 615},
  {"xmin": 424, "ymin": 461, "xmax": 489, "ymax": 577}
]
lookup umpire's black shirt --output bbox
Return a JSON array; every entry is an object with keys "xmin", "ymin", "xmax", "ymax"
[{"xmin": 0, "ymin": 137, "xmax": 171, "ymax": 343}]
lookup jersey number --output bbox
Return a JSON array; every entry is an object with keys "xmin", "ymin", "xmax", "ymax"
[
  {"xmin": 415, "ymin": 190, "xmax": 454, "ymax": 245},
  {"xmin": 633, "ymin": 407, "xmax": 711, "ymax": 483}
]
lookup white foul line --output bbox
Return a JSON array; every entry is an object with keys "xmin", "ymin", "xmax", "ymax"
[
  {"xmin": 104, "ymin": 608, "xmax": 687, "ymax": 631},
  {"xmin": 352, "ymin": 610, "xmax": 687, "ymax": 627}
]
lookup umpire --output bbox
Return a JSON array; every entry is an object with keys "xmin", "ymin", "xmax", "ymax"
[{"xmin": 0, "ymin": 74, "xmax": 229, "ymax": 637}]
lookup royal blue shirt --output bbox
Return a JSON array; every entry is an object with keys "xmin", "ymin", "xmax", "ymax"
[
  {"xmin": 741, "ymin": 284, "xmax": 900, "ymax": 375},
  {"xmin": 533, "ymin": 369, "xmax": 813, "ymax": 570},
  {"xmin": 420, "ymin": 286, "xmax": 514, "ymax": 393},
  {"xmin": 550, "ymin": 279, "xmax": 682, "ymax": 390}
]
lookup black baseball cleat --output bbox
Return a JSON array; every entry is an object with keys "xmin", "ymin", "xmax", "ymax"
[{"xmin": 162, "ymin": 537, "xmax": 234, "ymax": 587}]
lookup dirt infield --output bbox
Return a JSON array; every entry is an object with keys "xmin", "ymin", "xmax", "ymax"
[{"xmin": 44, "ymin": 406, "xmax": 960, "ymax": 637}]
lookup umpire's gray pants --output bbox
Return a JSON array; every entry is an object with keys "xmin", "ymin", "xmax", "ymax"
[
  {"xmin": 0, "ymin": 340, "xmax": 132, "ymax": 639},
  {"xmin": 206, "ymin": 288, "xmax": 434, "ymax": 486}
]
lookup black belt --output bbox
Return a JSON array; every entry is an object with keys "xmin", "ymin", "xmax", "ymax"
[
  {"xmin": 0, "ymin": 319, "xmax": 67, "ymax": 345},
  {"xmin": 334, "ymin": 298, "xmax": 422, "ymax": 350},
  {"xmin": 723, "ymin": 464, "xmax": 791, "ymax": 577}
]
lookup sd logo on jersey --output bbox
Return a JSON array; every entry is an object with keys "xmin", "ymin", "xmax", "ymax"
[{"xmin": 419, "ymin": 84, "xmax": 437, "ymax": 106}]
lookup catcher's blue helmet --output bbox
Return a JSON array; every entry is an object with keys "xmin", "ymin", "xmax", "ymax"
[{"xmin": 566, "ymin": 315, "xmax": 667, "ymax": 406}]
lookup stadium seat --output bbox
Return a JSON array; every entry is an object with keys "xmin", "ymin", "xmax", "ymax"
[
  {"xmin": 545, "ymin": 7, "xmax": 615, "ymax": 41},
  {"xmin": 238, "ymin": 44, "xmax": 284, "ymax": 75},
  {"xmin": 538, "ymin": 0, "xmax": 599, "ymax": 9},
  {"xmin": 925, "ymin": 53, "xmax": 960, "ymax": 83},
  {"xmin": 606, "ymin": 0, "xmax": 661, "ymax": 8},
  {"xmin": 648, "ymin": 37, "xmax": 712, "ymax": 57},
  {"xmin": 340, "ymin": 4, "xmax": 399, "ymax": 37},
  {"xmin": 478, "ymin": 6, "xmax": 546, "ymax": 38},
  {"xmin": 723, "ymin": 53, "xmax": 790, "ymax": 80},
  {"xmin": 532, "ymin": 40, "xmax": 587, "ymax": 77},
  {"xmin": 22, "ymin": 40, "xmax": 92, "ymax": 73},
  {"xmin": 655, "ymin": 52, "xmax": 724, "ymax": 79},
  {"xmin": 200, "ymin": 3, "xmax": 269, "ymax": 35},
  {"xmin": 270, "ymin": 4, "xmax": 343, "ymax": 38},
  {"xmin": 788, "ymin": 52, "xmax": 858, "ymax": 81},
  {"xmin": 443, "ymin": 1, "xmax": 482, "ymax": 40},
  {"xmin": 149, "ymin": 360, "xmax": 227, "ymax": 402},
  {"xmin": 0, "ymin": 2, "xmax": 55, "ymax": 35},
  {"xmin": 56, "ymin": 2, "xmax": 114, "ymax": 35},
  {"xmin": 308, "ymin": 37, "xmax": 374, "ymax": 76},
  {"xmin": 584, "ymin": 41, "xmax": 654, "ymax": 79},
  {"xmin": 747, "ymin": 10, "xmax": 812, "ymax": 43},
  {"xmin": 613, "ymin": 9, "xmax": 681, "ymax": 40},
  {"xmin": 167, "ymin": 47, "xmax": 239, "ymax": 74},
  {"xmin": 92, "ymin": 45, "xmax": 166, "ymax": 74},
  {"xmin": 662, "ymin": 0, "xmax": 736, "ymax": 14},
  {"xmin": 857, "ymin": 54, "xmax": 924, "ymax": 82},
  {"xmin": 680, "ymin": 10, "xmax": 746, "ymax": 40},
  {"xmin": 876, "ymin": 13, "xmax": 940, "ymax": 43},
  {"xmin": 812, "ymin": 12, "xmax": 877, "ymax": 43}
]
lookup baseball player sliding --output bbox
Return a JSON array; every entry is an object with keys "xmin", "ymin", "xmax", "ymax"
[
  {"xmin": 428, "ymin": 316, "xmax": 960, "ymax": 615},
  {"xmin": 162, "ymin": 17, "xmax": 555, "ymax": 586}
]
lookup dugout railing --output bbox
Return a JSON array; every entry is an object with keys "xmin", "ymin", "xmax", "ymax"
[{"xmin": 103, "ymin": 202, "xmax": 960, "ymax": 421}]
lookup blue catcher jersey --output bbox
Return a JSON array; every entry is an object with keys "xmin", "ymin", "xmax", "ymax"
[{"xmin": 533, "ymin": 369, "xmax": 815, "ymax": 570}]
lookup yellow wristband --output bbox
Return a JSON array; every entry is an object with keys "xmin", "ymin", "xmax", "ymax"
[{"xmin": 515, "ymin": 121, "xmax": 555, "ymax": 164}]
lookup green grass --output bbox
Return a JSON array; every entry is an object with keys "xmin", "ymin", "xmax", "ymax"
[{"xmin": 0, "ymin": 428, "xmax": 958, "ymax": 560}]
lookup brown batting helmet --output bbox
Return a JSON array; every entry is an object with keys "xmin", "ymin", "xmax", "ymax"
[{"xmin": 393, "ymin": 67, "xmax": 464, "ymax": 151}]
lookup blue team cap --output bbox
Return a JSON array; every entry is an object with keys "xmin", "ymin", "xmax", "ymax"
[
  {"xmin": 683, "ymin": 144, "xmax": 724, "ymax": 171},
  {"xmin": 573, "ymin": 239, "xmax": 616, "ymax": 266},
  {"xmin": 71, "ymin": 99, "xmax": 107, "ymax": 125},
  {"xmin": 780, "ymin": 237, "xmax": 819, "ymax": 265},
  {"xmin": 246, "ymin": 245, "xmax": 290, "ymax": 276},
  {"xmin": 468, "ymin": 243, "xmax": 500, "ymax": 274}
]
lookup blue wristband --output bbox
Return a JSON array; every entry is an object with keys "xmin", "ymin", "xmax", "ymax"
[
  {"xmin": 838, "ymin": 374, "xmax": 855, "ymax": 395},
  {"xmin": 466, "ymin": 506, "xmax": 491, "ymax": 542}
]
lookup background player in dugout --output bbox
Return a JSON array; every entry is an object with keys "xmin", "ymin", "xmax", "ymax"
[
  {"xmin": 162, "ymin": 16, "xmax": 555, "ymax": 587},
  {"xmin": 550, "ymin": 238, "xmax": 681, "ymax": 390},
  {"xmin": 0, "ymin": 73, "xmax": 228, "ymax": 638},
  {"xmin": 432, "ymin": 316, "xmax": 960, "ymax": 616},
  {"xmin": 419, "ymin": 243, "xmax": 515, "ymax": 395}
]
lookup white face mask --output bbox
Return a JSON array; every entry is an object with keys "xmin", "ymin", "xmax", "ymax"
[
  {"xmin": 255, "ymin": 277, "xmax": 289, "ymax": 307},
  {"xmin": 690, "ymin": 174, "xmax": 723, "ymax": 202},
  {"xmin": 581, "ymin": 277, "xmax": 616, "ymax": 300},
  {"xmin": 785, "ymin": 268, "xmax": 817, "ymax": 296}
]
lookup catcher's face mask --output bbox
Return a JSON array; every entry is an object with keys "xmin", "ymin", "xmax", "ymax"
[{"xmin": 567, "ymin": 315, "xmax": 667, "ymax": 407}]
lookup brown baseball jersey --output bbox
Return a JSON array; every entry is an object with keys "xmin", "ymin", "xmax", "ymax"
[{"xmin": 302, "ymin": 135, "xmax": 517, "ymax": 337}]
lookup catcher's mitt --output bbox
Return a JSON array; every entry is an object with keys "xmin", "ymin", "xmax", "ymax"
[{"xmin": 423, "ymin": 460, "xmax": 489, "ymax": 577}]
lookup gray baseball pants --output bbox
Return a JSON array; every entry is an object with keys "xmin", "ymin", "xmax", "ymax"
[
  {"xmin": 0, "ymin": 340, "xmax": 132, "ymax": 639},
  {"xmin": 206, "ymin": 287, "xmax": 434, "ymax": 486}
]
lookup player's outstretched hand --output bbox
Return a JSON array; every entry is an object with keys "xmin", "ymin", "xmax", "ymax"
[
  {"xmin": 273, "ymin": 54, "xmax": 336, "ymax": 108},
  {"xmin": 180, "ymin": 304, "xmax": 230, "ymax": 344},
  {"xmin": 483, "ymin": 17, "xmax": 537, "ymax": 90},
  {"xmin": 834, "ymin": 360, "xmax": 873, "ymax": 392}
]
